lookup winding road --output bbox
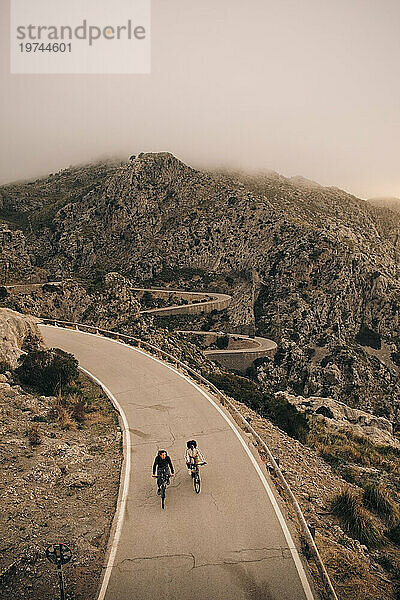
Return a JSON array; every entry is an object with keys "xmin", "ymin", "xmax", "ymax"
[{"xmin": 40, "ymin": 325, "xmax": 315, "ymax": 600}]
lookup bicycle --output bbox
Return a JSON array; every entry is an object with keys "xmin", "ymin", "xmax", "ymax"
[
  {"xmin": 188, "ymin": 461, "xmax": 206, "ymax": 494},
  {"xmin": 154, "ymin": 468, "xmax": 170, "ymax": 509}
]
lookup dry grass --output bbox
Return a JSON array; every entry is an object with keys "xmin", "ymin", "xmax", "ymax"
[
  {"xmin": 48, "ymin": 372, "xmax": 116, "ymax": 430},
  {"xmin": 319, "ymin": 537, "xmax": 395, "ymax": 600},
  {"xmin": 306, "ymin": 420, "xmax": 400, "ymax": 491},
  {"xmin": 49, "ymin": 391, "xmax": 77, "ymax": 430},
  {"xmin": 363, "ymin": 483, "xmax": 398, "ymax": 524},
  {"xmin": 331, "ymin": 489, "xmax": 383, "ymax": 547},
  {"xmin": 84, "ymin": 412, "xmax": 112, "ymax": 426}
]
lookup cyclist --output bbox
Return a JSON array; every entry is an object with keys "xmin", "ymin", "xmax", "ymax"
[
  {"xmin": 152, "ymin": 450, "xmax": 174, "ymax": 494},
  {"xmin": 185, "ymin": 440, "xmax": 205, "ymax": 475}
]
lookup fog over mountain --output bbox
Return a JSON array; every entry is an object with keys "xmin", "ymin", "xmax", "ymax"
[
  {"xmin": 1, "ymin": 0, "xmax": 400, "ymax": 198},
  {"xmin": 369, "ymin": 197, "xmax": 400, "ymax": 213}
]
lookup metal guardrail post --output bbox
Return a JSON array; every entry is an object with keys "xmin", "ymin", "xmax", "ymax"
[{"xmin": 38, "ymin": 317, "xmax": 338, "ymax": 600}]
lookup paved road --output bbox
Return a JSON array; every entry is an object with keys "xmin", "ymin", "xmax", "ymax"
[{"xmin": 40, "ymin": 326, "xmax": 315, "ymax": 600}]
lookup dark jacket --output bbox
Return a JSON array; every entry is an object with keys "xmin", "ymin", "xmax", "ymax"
[{"xmin": 153, "ymin": 454, "xmax": 174, "ymax": 475}]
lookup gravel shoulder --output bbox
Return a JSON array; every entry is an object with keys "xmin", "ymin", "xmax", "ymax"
[{"xmin": 0, "ymin": 372, "xmax": 122, "ymax": 600}]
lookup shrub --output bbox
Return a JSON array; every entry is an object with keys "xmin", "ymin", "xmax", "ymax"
[
  {"xmin": 266, "ymin": 395, "xmax": 309, "ymax": 442},
  {"xmin": 216, "ymin": 335, "xmax": 229, "ymax": 350},
  {"xmin": 26, "ymin": 424, "xmax": 42, "ymax": 446},
  {"xmin": 363, "ymin": 483, "xmax": 398, "ymax": 522},
  {"xmin": 206, "ymin": 372, "xmax": 309, "ymax": 441},
  {"xmin": 386, "ymin": 523, "xmax": 400, "ymax": 546},
  {"xmin": 0, "ymin": 361, "xmax": 11, "ymax": 374},
  {"xmin": 16, "ymin": 348, "xmax": 79, "ymax": 396},
  {"xmin": 70, "ymin": 397, "xmax": 86, "ymax": 424},
  {"xmin": 31, "ymin": 415, "xmax": 47, "ymax": 423},
  {"xmin": 207, "ymin": 372, "xmax": 264, "ymax": 411},
  {"xmin": 356, "ymin": 326, "xmax": 381, "ymax": 350},
  {"xmin": 391, "ymin": 352, "xmax": 400, "ymax": 367},
  {"xmin": 331, "ymin": 489, "xmax": 383, "ymax": 547}
]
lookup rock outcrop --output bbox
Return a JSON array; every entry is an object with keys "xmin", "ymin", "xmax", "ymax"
[
  {"xmin": 0, "ymin": 226, "xmax": 45, "ymax": 284},
  {"xmin": 0, "ymin": 308, "xmax": 44, "ymax": 368},
  {"xmin": 276, "ymin": 390, "xmax": 398, "ymax": 447}
]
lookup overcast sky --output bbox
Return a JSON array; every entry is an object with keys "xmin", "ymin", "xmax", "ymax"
[{"xmin": 1, "ymin": 0, "xmax": 399, "ymax": 198}]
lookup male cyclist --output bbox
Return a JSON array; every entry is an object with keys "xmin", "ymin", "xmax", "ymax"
[
  {"xmin": 152, "ymin": 450, "xmax": 174, "ymax": 494},
  {"xmin": 185, "ymin": 440, "xmax": 205, "ymax": 475}
]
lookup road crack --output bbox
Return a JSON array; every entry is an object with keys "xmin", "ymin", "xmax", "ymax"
[{"xmin": 191, "ymin": 546, "xmax": 294, "ymax": 571}]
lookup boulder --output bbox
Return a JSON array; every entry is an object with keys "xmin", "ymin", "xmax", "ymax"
[
  {"xmin": 276, "ymin": 390, "xmax": 397, "ymax": 447},
  {"xmin": 0, "ymin": 308, "xmax": 44, "ymax": 369}
]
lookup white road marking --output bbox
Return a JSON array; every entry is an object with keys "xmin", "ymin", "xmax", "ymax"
[{"xmin": 77, "ymin": 366, "xmax": 131, "ymax": 600}]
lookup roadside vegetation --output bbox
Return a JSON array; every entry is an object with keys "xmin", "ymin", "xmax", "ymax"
[
  {"xmin": 331, "ymin": 489, "xmax": 383, "ymax": 547},
  {"xmin": 206, "ymin": 371, "xmax": 309, "ymax": 442},
  {"xmin": 306, "ymin": 419, "xmax": 400, "ymax": 490},
  {"xmin": 16, "ymin": 348, "xmax": 79, "ymax": 396},
  {"xmin": 14, "ymin": 347, "xmax": 117, "ymax": 432},
  {"xmin": 205, "ymin": 368, "xmax": 400, "ymax": 563}
]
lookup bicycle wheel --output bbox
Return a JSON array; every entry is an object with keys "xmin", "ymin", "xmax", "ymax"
[
  {"xmin": 193, "ymin": 472, "xmax": 201, "ymax": 494},
  {"xmin": 161, "ymin": 484, "xmax": 166, "ymax": 509}
]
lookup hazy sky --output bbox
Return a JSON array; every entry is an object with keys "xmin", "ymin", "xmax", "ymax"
[{"xmin": 1, "ymin": 0, "xmax": 399, "ymax": 198}]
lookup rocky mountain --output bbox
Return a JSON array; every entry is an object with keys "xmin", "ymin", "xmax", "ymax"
[
  {"xmin": 369, "ymin": 197, "xmax": 400, "ymax": 213},
  {"xmin": 2, "ymin": 153, "xmax": 400, "ymax": 424}
]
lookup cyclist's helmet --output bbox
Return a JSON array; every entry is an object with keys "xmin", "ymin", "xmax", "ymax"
[
  {"xmin": 187, "ymin": 440, "xmax": 197, "ymax": 449},
  {"xmin": 158, "ymin": 449, "xmax": 167, "ymax": 455}
]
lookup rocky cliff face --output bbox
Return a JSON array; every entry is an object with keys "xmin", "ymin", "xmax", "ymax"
[
  {"xmin": 1, "ymin": 273, "xmax": 141, "ymax": 329},
  {"xmin": 0, "ymin": 308, "xmax": 44, "ymax": 368},
  {"xmin": 0, "ymin": 226, "xmax": 46, "ymax": 284},
  {"xmin": 2, "ymin": 153, "xmax": 400, "ymax": 422}
]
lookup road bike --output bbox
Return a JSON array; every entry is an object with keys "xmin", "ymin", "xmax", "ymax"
[
  {"xmin": 188, "ymin": 461, "xmax": 206, "ymax": 494},
  {"xmin": 155, "ymin": 468, "xmax": 170, "ymax": 509}
]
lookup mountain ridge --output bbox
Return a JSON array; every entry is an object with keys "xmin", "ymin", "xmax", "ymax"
[{"xmin": 2, "ymin": 152, "xmax": 400, "ymax": 423}]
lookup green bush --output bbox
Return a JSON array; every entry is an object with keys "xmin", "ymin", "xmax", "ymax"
[
  {"xmin": 206, "ymin": 371, "xmax": 309, "ymax": 442},
  {"xmin": 16, "ymin": 348, "xmax": 79, "ymax": 396},
  {"xmin": 331, "ymin": 489, "xmax": 383, "ymax": 547},
  {"xmin": 266, "ymin": 394, "xmax": 309, "ymax": 442}
]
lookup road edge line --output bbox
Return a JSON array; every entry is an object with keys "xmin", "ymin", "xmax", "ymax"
[{"xmin": 78, "ymin": 366, "xmax": 131, "ymax": 600}]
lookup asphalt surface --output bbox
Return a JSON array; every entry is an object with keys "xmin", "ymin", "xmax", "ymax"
[{"xmin": 40, "ymin": 326, "xmax": 315, "ymax": 600}]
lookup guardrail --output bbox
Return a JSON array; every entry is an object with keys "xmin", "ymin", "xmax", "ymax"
[{"xmin": 40, "ymin": 317, "xmax": 338, "ymax": 600}]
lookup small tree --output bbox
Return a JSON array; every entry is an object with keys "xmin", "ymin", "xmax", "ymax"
[
  {"xmin": 16, "ymin": 348, "xmax": 79, "ymax": 396},
  {"xmin": 216, "ymin": 335, "xmax": 229, "ymax": 350}
]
